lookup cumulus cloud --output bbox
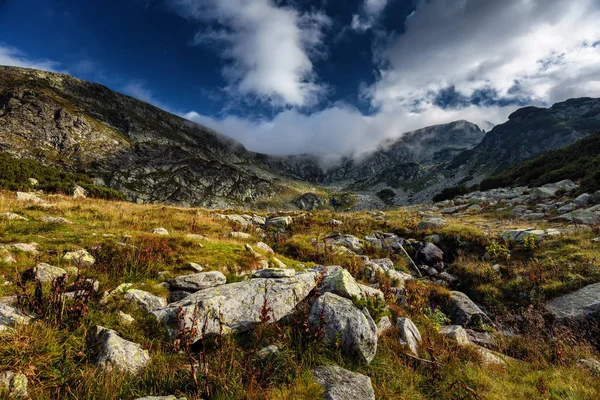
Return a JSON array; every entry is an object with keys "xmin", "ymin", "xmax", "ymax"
[
  {"xmin": 0, "ymin": 45, "xmax": 63, "ymax": 72},
  {"xmin": 167, "ymin": 0, "xmax": 331, "ymax": 107},
  {"xmin": 351, "ymin": 0, "xmax": 390, "ymax": 32},
  {"xmin": 368, "ymin": 0, "xmax": 600, "ymax": 110}
]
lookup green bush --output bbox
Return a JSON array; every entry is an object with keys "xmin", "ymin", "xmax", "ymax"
[{"xmin": 0, "ymin": 154, "xmax": 125, "ymax": 200}]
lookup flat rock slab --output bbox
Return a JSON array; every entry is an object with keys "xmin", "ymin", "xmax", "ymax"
[
  {"xmin": 168, "ymin": 271, "xmax": 226, "ymax": 291},
  {"xmin": 312, "ymin": 365, "xmax": 375, "ymax": 400},
  {"xmin": 86, "ymin": 326, "xmax": 150, "ymax": 373},
  {"xmin": 545, "ymin": 282, "xmax": 600, "ymax": 321},
  {"xmin": 153, "ymin": 273, "xmax": 316, "ymax": 342},
  {"xmin": 252, "ymin": 268, "xmax": 296, "ymax": 278},
  {"xmin": 124, "ymin": 289, "xmax": 167, "ymax": 313}
]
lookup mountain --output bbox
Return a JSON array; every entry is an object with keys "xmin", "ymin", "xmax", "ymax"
[
  {"xmin": 0, "ymin": 66, "xmax": 297, "ymax": 207},
  {"xmin": 479, "ymin": 130, "xmax": 600, "ymax": 194},
  {"xmin": 263, "ymin": 120, "xmax": 486, "ymax": 186}
]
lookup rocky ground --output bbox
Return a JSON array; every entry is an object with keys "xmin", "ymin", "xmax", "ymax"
[{"xmin": 0, "ymin": 181, "xmax": 599, "ymax": 399}]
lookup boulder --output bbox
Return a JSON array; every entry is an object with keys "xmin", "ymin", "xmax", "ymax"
[
  {"xmin": 439, "ymin": 325, "xmax": 470, "ymax": 345},
  {"xmin": 87, "ymin": 326, "xmax": 150, "ymax": 373},
  {"xmin": 545, "ymin": 283, "xmax": 600, "ymax": 321},
  {"xmin": 416, "ymin": 242, "xmax": 444, "ymax": 270},
  {"xmin": 184, "ymin": 262, "xmax": 204, "ymax": 272},
  {"xmin": 312, "ymin": 365, "xmax": 375, "ymax": 400},
  {"xmin": 397, "ymin": 317, "xmax": 421, "ymax": 356},
  {"xmin": 124, "ymin": 289, "xmax": 167, "ymax": 313},
  {"xmin": 320, "ymin": 269, "xmax": 363, "ymax": 301},
  {"xmin": 31, "ymin": 263, "xmax": 67, "ymax": 283},
  {"xmin": 554, "ymin": 209, "xmax": 600, "ymax": 225},
  {"xmin": 501, "ymin": 228, "xmax": 560, "ymax": 243},
  {"xmin": 590, "ymin": 190, "xmax": 600, "ymax": 205},
  {"xmin": 265, "ymin": 216, "xmax": 293, "ymax": 229},
  {"xmin": 72, "ymin": 184, "xmax": 88, "ymax": 199},
  {"xmin": 417, "ymin": 218, "xmax": 446, "ymax": 231},
  {"xmin": 216, "ymin": 213, "xmax": 250, "ymax": 226},
  {"xmin": 308, "ymin": 292, "xmax": 377, "ymax": 363},
  {"xmin": 252, "ymin": 268, "xmax": 295, "ymax": 278},
  {"xmin": 63, "ymin": 249, "xmax": 95, "ymax": 266},
  {"xmin": 448, "ymin": 291, "xmax": 493, "ymax": 329},
  {"xmin": 325, "ymin": 234, "xmax": 363, "ymax": 253},
  {"xmin": 255, "ymin": 241, "xmax": 275, "ymax": 255},
  {"xmin": 168, "ymin": 271, "xmax": 226, "ymax": 292},
  {"xmin": 152, "ymin": 228, "xmax": 169, "ymax": 235},
  {"xmin": 153, "ymin": 273, "xmax": 316, "ymax": 342},
  {"xmin": 227, "ymin": 232, "xmax": 252, "ymax": 240},
  {"xmin": 530, "ymin": 187, "xmax": 556, "ymax": 200},
  {"xmin": 0, "ymin": 371, "xmax": 28, "ymax": 398},
  {"xmin": 557, "ymin": 203, "xmax": 577, "ymax": 214},
  {"xmin": 541, "ymin": 179, "xmax": 578, "ymax": 193},
  {"xmin": 293, "ymin": 193, "xmax": 328, "ymax": 211},
  {"xmin": 573, "ymin": 193, "xmax": 592, "ymax": 207}
]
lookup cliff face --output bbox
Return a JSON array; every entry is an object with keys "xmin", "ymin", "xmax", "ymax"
[{"xmin": 0, "ymin": 66, "xmax": 283, "ymax": 207}]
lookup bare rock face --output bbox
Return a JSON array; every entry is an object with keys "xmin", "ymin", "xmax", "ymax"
[
  {"xmin": 153, "ymin": 273, "xmax": 317, "ymax": 342},
  {"xmin": 545, "ymin": 283, "xmax": 600, "ymax": 321},
  {"xmin": 312, "ymin": 365, "xmax": 375, "ymax": 400},
  {"xmin": 309, "ymin": 292, "xmax": 377, "ymax": 364},
  {"xmin": 86, "ymin": 326, "xmax": 150, "ymax": 373}
]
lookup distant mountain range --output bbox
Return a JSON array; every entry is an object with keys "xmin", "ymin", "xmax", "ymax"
[{"xmin": 1, "ymin": 66, "xmax": 600, "ymax": 208}]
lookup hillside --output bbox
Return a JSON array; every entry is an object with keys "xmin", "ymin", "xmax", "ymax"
[
  {"xmin": 0, "ymin": 66, "xmax": 301, "ymax": 208},
  {"xmin": 1, "ymin": 180, "xmax": 600, "ymax": 398},
  {"xmin": 480, "ymin": 131, "xmax": 600, "ymax": 193}
]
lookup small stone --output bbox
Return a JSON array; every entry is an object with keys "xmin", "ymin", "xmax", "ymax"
[
  {"xmin": 256, "ymin": 344, "xmax": 280, "ymax": 360},
  {"xmin": 118, "ymin": 311, "xmax": 135, "ymax": 325},
  {"xmin": 0, "ymin": 371, "xmax": 28, "ymax": 398},
  {"xmin": 439, "ymin": 325, "xmax": 470, "ymax": 345},
  {"xmin": 0, "ymin": 249, "xmax": 16, "ymax": 264},
  {"xmin": 12, "ymin": 242, "xmax": 39, "ymax": 255},
  {"xmin": 168, "ymin": 271, "xmax": 227, "ymax": 291},
  {"xmin": 376, "ymin": 316, "xmax": 393, "ymax": 336},
  {"xmin": 255, "ymin": 241, "xmax": 275, "ymax": 255},
  {"xmin": 184, "ymin": 262, "xmax": 204, "ymax": 272},
  {"xmin": 72, "ymin": 184, "xmax": 88, "ymax": 199},
  {"xmin": 63, "ymin": 249, "xmax": 95, "ymax": 266},
  {"xmin": 0, "ymin": 304, "xmax": 31, "ymax": 331},
  {"xmin": 152, "ymin": 228, "xmax": 169, "ymax": 235},
  {"xmin": 328, "ymin": 219, "xmax": 344, "ymax": 227}
]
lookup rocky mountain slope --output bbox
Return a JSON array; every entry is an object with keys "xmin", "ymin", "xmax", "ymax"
[{"xmin": 0, "ymin": 66, "xmax": 297, "ymax": 207}]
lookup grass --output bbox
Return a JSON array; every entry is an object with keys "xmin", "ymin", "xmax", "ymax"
[{"xmin": 0, "ymin": 189, "xmax": 599, "ymax": 399}]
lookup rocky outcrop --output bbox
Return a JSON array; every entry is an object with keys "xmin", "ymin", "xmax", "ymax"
[
  {"xmin": 153, "ymin": 273, "xmax": 316, "ymax": 342},
  {"xmin": 312, "ymin": 365, "xmax": 375, "ymax": 400},
  {"xmin": 309, "ymin": 292, "xmax": 377, "ymax": 363}
]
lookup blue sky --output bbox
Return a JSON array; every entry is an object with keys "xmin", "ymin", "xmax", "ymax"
[{"xmin": 1, "ymin": 0, "xmax": 600, "ymax": 156}]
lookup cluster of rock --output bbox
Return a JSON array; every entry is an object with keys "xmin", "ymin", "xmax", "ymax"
[{"xmin": 436, "ymin": 180, "xmax": 600, "ymax": 225}]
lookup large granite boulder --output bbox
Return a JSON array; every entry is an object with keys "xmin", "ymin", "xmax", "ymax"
[
  {"xmin": 309, "ymin": 292, "xmax": 377, "ymax": 363},
  {"xmin": 153, "ymin": 273, "xmax": 316, "ymax": 342},
  {"xmin": 545, "ymin": 283, "xmax": 600, "ymax": 321},
  {"xmin": 312, "ymin": 365, "xmax": 375, "ymax": 400},
  {"xmin": 86, "ymin": 326, "xmax": 150, "ymax": 373}
]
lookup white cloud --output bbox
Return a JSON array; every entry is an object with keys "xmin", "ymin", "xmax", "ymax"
[
  {"xmin": 351, "ymin": 0, "xmax": 389, "ymax": 32},
  {"xmin": 167, "ymin": 0, "xmax": 330, "ymax": 107},
  {"xmin": 368, "ymin": 0, "xmax": 600, "ymax": 110},
  {"xmin": 0, "ymin": 45, "xmax": 63, "ymax": 72}
]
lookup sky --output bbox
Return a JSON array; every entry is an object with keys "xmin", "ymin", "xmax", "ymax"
[{"xmin": 1, "ymin": 0, "xmax": 600, "ymax": 157}]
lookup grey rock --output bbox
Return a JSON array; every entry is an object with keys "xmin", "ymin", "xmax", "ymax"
[
  {"xmin": 417, "ymin": 217, "xmax": 446, "ymax": 231},
  {"xmin": 328, "ymin": 219, "xmax": 343, "ymax": 227},
  {"xmin": 397, "ymin": 317, "xmax": 421, "ymax": 356},
  {"xmin": 0, "ymin": 371, "xmax": 28, "ymax": 398},
  {"xmin": 0, "ymin": 304, "xmax": 31, "ymax": 331},
  {"xmin": 0, "ymin": 212, "xmax": 27, "ymax": 221},
  {"xmin": 439, "ymin": 325, "xmax": 470, "ymax": 345},
  {"xmin": 476, "ymin": 347, "xmax": 507, "ymax": 366},
  {"xmin": 63, "ymin": 249, "xmax": 95, "ymax": 266},
  {"xmin": 118, "ymin": 311, "xmax": 135, "ymax": 325},
  {"xmin": 554, "ymin": 209, "xmax": 600, "ymax": 225},
  {"xmin": 152, "ymin": 227, "xmax": 169, "ymax": 235},
  {"xmin": 557, "ymin": 203, "xmax": 577, "ymax": 214},
  {"xmin": 573, "ymin": 193, "xmax": 591, "ymax": 207},
  {"xmin": 72, "ymin": 184, "xmax": 88, "ymax": 198},
  {"xmin": 15, "ymin": 191, "xmax": 45, "ymax": 204},
  {"xmin": 293, "ymin": 193, "xmax": 328, "ymax": 211},
  {"xmin": 124, "ymin": 289, "xmax": 167, "ymax": 313},
  {"xmin": 320, "ymin": 269, "xmax": 363, "ymax": 301},
  {"xmin": 521, "ymin": 213, "xmax": 545, "ymax": 220},
  {"xmin": 545, "ymin": 283, "xmax": 600, "ymax": 321},
  {"xmin": 541, "ymin": 179, "xmax": 578, "ymax": 193},
  {"xmin": 265, "ymin": 216, "xmax": 293, "ymax": 229},
  {"xmin": 86, "ymin": 326, "xmax": 150, "ymax": 373},
  {"xmin": 448, "ymin": 291, "xmax": 493, "ymax": 329},
  {"xmin": 256, "ymin": 344, "xmax": 280, "ymax": 360},
  {"xmin": 40, "ymin": 216, "xmax": 73, "ymax": 224},
  {"xmin": 312, "ymin": 365, "xmax": 375, "ymax": 400},
  {"xmin": 577, "ymin": 358, "xmax": 600, "ymax": 376},
  {"xmin": 153, "ymin": 273, "xmax": 316, "ymax": 342},
  {"xmin": 376, "ymin": 316, "xmax": 393, "ymax": 336},
  {"xmin": 590, "ymin": 190, "xmax": 600, "ymax": 205},
  {"xmin": 530, "ymin": 187, "xmax": 556, "ymax": 200},
  {"xmin": 227, "ymin": 232, "xmax": 252, "ymax": 240},
  {"xmin": 325, "ymin": 234, "xmax": 363, "ymax": 253},
  {"xmin": 252, "ymin": 268, "xmax": 295, "ymax": 278},
  {"xmin": 501, "ymin": 228, "xmax": 560, "ymax": 243},
  {"xmin": 309, "ymin": 292, "xmax": 377, "ymax": 363},
  {"xmin": 255, "ymin": 241, "xmax": 275, "ymax": 255},
  {"xmin": 184, "ymin": 262, "xmax": 204, "ymax": 272},
  {"xmin": 169, "ymin": 271, "xmax": 226, "ymax": 292},
  {"xmin": 416, "ymin": 242, "xmax": 444, "ymax": 270},
  {"xmin": 31, "ymin": 263, "xmax": 67, "ymax": 283}
]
